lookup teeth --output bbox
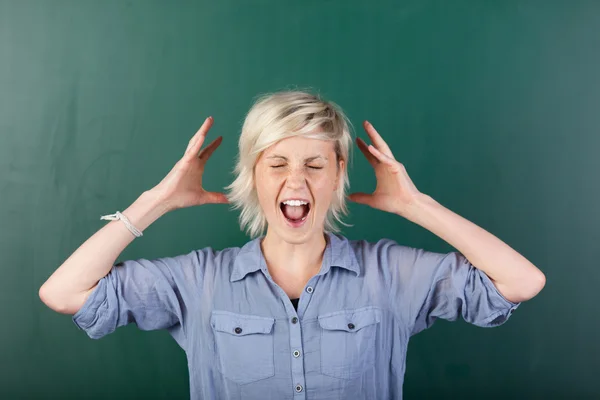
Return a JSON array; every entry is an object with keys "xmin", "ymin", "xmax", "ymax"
[{"xmin": 282, "ymin": 200, "xmax": 308, "ymax": 206}]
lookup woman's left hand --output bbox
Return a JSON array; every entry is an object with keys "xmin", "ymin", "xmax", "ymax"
[{"xmin": 348, "ymin": 121, "xmax": 423, "ymax": 218}]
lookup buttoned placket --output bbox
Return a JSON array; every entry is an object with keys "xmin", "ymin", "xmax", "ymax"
[
  {"xmin": 261, "ymin": 267, "xmax": 323, "ymax": 398},
  {"xmin": 288, "ymin": 275, "xmax": 320, "ymax": 397},
  {"xmin": 289, "ymin": 308, "xmax": 305, "ymax": 398}
]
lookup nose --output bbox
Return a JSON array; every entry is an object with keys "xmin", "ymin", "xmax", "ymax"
[{"xmin": 285, "ymin": 168, "xmax": 307, "ymax": 189}]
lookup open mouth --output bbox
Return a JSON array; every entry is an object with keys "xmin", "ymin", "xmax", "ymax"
[{"xmin": 280, "ymin": 200, "xmax": 311, "ymax": 226}]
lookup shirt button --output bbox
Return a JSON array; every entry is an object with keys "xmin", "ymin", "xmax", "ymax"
[
  {"xmin": 295, "ymin": 384, "xmax": 303, "ymax": 392},
  {"xmin": 293, "ymin": 350, "xmax": 301, "ymax": 358},
  {"xmin": 234, "ymin": 327, "xmax": 242, "ymax": 334},
  {"xmin": 306, "ymin": 286, "xmax": 314, "ymax": 294},
  {"xmin": 291, "ymin": 317, "xmax": 298, "ymax": 324},
  {"xmin": 347, "ymin": 323, "xmax": 355, "ymax": 330}
]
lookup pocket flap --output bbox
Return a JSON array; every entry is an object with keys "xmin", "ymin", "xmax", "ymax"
[
  {"xmin": 318, "ymin": 307, "xmax": 381, "ymax": 332},
  {"xmin": 211, "ymin": 311, "xmax": 275, "ymax": 336}
]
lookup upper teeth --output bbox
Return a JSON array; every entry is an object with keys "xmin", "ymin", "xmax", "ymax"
[{"xmin": 282, "ymin": 200, "xmax": 308, "ymax": 206}]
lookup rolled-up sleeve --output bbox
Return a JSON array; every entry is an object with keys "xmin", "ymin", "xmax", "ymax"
[
  {"xmin": 72, "ymin": 250, "xmax": 205, "ymax": 341},
  {"xmin": 384, "ymin": 241, "xmax": 520, "ymax": 336}
]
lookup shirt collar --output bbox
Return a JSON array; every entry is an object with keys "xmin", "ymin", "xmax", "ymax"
[{"xmin": 230, "ymin": 232, "xmax": 361, "ymax": 282}]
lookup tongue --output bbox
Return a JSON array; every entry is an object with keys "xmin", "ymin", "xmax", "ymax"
[{"xmin": 283, "ymin": 205, "xmax": 306, "ymax": 220}]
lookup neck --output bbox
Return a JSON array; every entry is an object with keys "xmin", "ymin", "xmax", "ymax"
[{"xmin": 261, "ymin": 230, "xmax": 327, "ymax": 278}]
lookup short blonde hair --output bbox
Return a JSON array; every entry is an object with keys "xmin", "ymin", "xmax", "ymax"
[{"xmin": 226, "ymin": 89, "xmax": 354, "ymax": 238}]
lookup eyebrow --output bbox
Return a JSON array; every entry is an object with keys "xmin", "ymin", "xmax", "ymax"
[{"xmin": 267, "ymin": 155, "xmax": 328, "ymax": 162}]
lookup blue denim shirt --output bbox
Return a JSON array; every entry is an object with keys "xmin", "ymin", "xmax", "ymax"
[{"xmin": 73, "ymin": 232, "xmax": 520, "ymax": 399}]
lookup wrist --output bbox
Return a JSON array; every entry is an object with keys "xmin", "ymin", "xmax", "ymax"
[
  {"xmin": 121, "ymin": 190, "xmax": 171, "ymax": 232},
  {"xmin": 401, "ymin": 192, "xmax": 438, "ymax": 225}
]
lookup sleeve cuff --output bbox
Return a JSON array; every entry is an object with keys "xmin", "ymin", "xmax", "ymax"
[
  {"xmin": 72, "ymin": 277, "xmax": 107, "ymax": 332},
  {"xmin": 478, "ymin": 269, "xmax": 521, "ymax": 327}
]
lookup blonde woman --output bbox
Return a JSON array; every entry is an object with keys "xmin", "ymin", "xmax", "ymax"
[{"xmin": 39, "ymin": 90, "xmax": 545, "ymax": 399}]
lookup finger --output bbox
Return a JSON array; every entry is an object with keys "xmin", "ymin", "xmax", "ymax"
[
  {"xmin": 198, "ymin": 136, "xmax": 223, "ymax": 161},
  {"xmin": 356, "ymin": 137, "xmax": 379, "ymax": 166},
  {"xmin": 185, "ymin": 117, "xmax": 214, "ymax": 158},
  {"xmin": 204, "ymin": 191, "xmax": 230, "ymax": 204},
  {"xmin": 347, "ymin": 192, "xmax": 375, "ymax": 207},
  {"xmin": 368, "ymin": 144, "xmax": 398, "ymax": 168},
  {"xmin": 363, "ymin": 120, "xmax": 394, "ymax": 158}
]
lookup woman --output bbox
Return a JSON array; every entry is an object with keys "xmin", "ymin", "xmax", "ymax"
[{"xmin": 39, "ymin": 90, "xmax": 545, "ymax": 399}]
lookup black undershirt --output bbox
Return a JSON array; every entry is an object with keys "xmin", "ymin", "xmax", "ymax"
[{"xmin": 291, "ymin": 298, "xmax": 299, "ymax": 311}]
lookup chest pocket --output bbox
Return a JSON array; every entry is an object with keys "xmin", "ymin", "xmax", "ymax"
[
  {"xmin": 318, "ymin": 306, "xmax": 382, "ymax": 380},
  {"xmin": 210, "ymin": 311, "xmax": 275, "ymax": 385}
]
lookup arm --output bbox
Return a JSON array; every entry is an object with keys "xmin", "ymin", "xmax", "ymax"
[
  {"xmin": 349, "ymin": 120, "xmax": 545, "ymax": 304},
  {"xmin": 39, "ymin": 190, "xmax": 169, "ymax": 314},
  {"xmin": 39, "ymin": 116, "xmax": 227, "ymax": 315},
  {"xmin": 403, "ymin": 193, "xmax": 545, "ymax": 303}
]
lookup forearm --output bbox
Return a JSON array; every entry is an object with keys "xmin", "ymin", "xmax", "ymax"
[
  {"xmin": 404, "ymin": 193, "xmax": 546, "ymax": 303},
  {"xmin": 39, "ymin": 190, "xmax": 170, "ymax": 314}
]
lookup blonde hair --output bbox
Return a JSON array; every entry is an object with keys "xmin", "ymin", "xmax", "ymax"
[{"xmin": 226, "ymin": 89, "xmax": 354, "ymax": 238}]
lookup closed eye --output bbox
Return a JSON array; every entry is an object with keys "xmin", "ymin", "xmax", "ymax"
[{"xmin": 270, "ymin": 165, "xmax": 323, "ymax": 169}]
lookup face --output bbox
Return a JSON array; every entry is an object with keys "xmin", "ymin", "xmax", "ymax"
[{"xmin": 254, "ymin": 135, "xmax": 344, "ymax": 243}]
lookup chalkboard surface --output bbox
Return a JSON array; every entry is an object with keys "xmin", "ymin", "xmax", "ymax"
[{"xmin": 1, "ymin": 1, "xmax": 598, "ymax": 398}]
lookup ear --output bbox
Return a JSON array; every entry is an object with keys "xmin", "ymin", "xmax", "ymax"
[{"xmin": 334, "ymin": 158, "xmax": 346, "ymax": 191}]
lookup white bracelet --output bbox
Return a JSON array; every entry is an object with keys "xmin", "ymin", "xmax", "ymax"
[{"xmin": 100, "ymin": 211, "xmax": 143, "ymax": 237}]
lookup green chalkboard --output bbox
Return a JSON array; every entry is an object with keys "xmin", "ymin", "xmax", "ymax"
[{"xmin": 1, "ymin": 0, "xmax": 598, "ymax": 398}]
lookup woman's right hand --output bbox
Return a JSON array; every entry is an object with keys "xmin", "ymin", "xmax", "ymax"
[{"xmin": 151, "ymin": 116, "xmax": 229, "ymax": 211}]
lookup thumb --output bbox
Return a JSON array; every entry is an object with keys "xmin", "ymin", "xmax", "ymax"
[
  {"xmin": 348, "ymin": 192, "xmax": 374, "ymax": 207},
  {"xmin": 205, "ymin": 192, "xmax": 230, "ymax": 204}
]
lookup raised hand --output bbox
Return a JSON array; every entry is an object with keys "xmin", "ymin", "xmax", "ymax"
[
  {"xmin": 348, "ymin": 121, "xmax": 422, "ymax": 218},
  {"xmin": 152, "ymin": 117, "xmax": 229, "ymax": 211}
]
